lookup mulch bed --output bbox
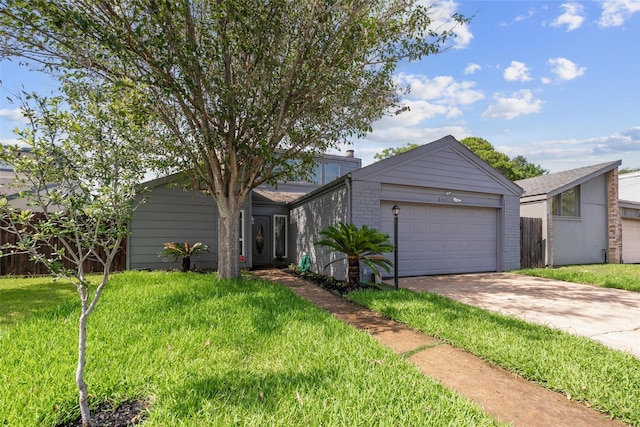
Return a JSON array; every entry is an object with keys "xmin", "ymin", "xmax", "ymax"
[
  {"xmin": 284, "ymin": 268, "xmax": 386, "ymax": 296},
  {"xmin": 56, "ymin": 400, "xmax": 148, "ymax": 427}
]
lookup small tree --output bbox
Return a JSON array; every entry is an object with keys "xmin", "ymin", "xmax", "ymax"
[
  {"xmin": 0, "ymin": 85, "xmax": 151, "ymax": 426},
  {"xmin": 315, "ymin": 222, "xmax": 394, "ymax": 285}
]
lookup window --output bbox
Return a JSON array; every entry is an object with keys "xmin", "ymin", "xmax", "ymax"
[
  {"xmin": 309, "ymin": 163, "xmax": 322, "ymax": 184},
  {"xmin": 239, "ymin": 210, "xmax": 245, "ymax": 256},
  {"xmin": 325, "ymin": 163, "xmax": 340, "ymax": 183},
  {"xmin": 622, "ymin": 207, "xmax": 640, "ymax": 219},
  {"xmin": 552, "ymin": 186, "xmax": 580, "ymax": 217},
  {"xmin": 273, "ymin": 215, "xmax": 287, "ymax": 258}
]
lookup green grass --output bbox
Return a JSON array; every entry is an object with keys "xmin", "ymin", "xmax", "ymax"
[
  {"xmin": 515, "ymin": 264, "xmax": 640, "ymax": 292},
  {"xmin": 348, "ymin": 288, "xmax": 640, "ymax": 426},
  {"xmin": 0, "ymin": 271, "xmax": 502, "ymax": 426}
]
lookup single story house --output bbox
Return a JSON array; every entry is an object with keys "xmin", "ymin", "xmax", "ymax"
[
  {"xmin": 516, "ymin": 161, "xmax": 622, "ymax": 267},
  {"xmin": 619, "ymin": 171, "xmax": 640, "ymax": 263},
  {"xmin": 128, "ymin": 136, "xmax": 523, "ymax": 279}
]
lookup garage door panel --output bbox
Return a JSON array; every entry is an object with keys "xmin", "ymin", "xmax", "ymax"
[
  {"xmin": 622, "ymin": 219, "xmax": 640, "ymax": 263},
  {"xmin": 381, "ymin": 201, "xmax": 498, "ymax": 276}
]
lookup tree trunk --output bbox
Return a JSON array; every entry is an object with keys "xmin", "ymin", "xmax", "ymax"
[
  {"xmin": 77, "ymin": 309, "xmax": 91, "ymax": 426},
  {"xmin": 217, "ymin": 200, "xmax": 241, "ymax": 279},
  {"xmin": 181, "ymin": 256, "xmax": 190, "ymax": 272},
  {"xmin": 347, "ymin": 255, "xmax": 359, "ymax": 285}
]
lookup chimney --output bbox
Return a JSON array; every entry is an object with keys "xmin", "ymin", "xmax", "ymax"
[{"xmin": 346, "ymin": 149, "xmax": 354, "ymax": 158}]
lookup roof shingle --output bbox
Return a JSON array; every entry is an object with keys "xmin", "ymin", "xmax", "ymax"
[{"xmin": 515, "ymin": 160, "xmax": 621, "ymax": 198}]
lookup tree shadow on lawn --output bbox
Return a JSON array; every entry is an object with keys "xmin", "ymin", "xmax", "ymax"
[
  {"xmin": 135, "ymin": 275, "xmax": 338, "ymax": 341},
  {"xmin": 0, "ymin": 282, "xmax": 76, "ymax": 327}
]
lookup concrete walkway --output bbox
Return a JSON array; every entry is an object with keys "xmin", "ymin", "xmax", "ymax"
[
  {"xmin": 400, "ymin": 273, "xmax": 640, "ymax": 359},
  {"xmin": 253, "ymin": 269, "xmax": 627, "ymax": 427}
]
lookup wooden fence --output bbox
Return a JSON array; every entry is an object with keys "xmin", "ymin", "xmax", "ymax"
[
  {"xmin": 0, "ymin": 216, "xmax": 126, "ymax": 276},
  {"xmin": 520, "ymin": 217, "xmax": 545, "ymax": 269}
]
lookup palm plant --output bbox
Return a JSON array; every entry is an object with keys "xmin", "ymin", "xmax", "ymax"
[
  {"xmin": 315, "ymin": 222, "xmax": 394, "ymax": 285},
  {"xmin": 159, "ymin": 241, "xmax": 209, "ymax": 272}
]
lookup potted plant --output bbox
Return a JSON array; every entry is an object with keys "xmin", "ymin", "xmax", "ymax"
[{"xmin": 159, "ymin": 241, "xmax": 209, "ymax": 272}]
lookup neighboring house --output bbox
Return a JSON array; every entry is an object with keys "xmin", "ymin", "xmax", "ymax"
[
  {"xmin": 128, "ymin": 136, "xmax": 523, "ymax": 279},
  {"xmin": 619, "ymin": 171, "xmax": 640, "ymax": 263},
  {"xmin": 0, "ymin": 148, "xmax": 37, "ymax": 210},
  {"xmin": 516, "ymin": 161, "xmax": 622, "ymax": 267}
]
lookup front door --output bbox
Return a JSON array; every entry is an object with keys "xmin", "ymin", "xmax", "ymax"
[{"xmin": 252, "ymin": 215, "xmax": 272, "ymax": 267}]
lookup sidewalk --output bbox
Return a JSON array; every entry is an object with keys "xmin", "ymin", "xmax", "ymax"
[{"xmin": 253, "ymin": 269, "xmax": 626, "ymax": 427}]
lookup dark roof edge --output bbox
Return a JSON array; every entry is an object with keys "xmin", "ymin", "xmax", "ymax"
[{"xmin": 549, "ymin": 160, "xmax": 621, "ymax": 198}]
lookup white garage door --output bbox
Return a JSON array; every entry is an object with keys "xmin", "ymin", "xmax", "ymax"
[
  {"xmin": 622, "ymin": 219, "xmax": 640, "ymax": 263},
  {"xmin": 381, "ymin": 202, "xmax": 498, "ymax": 276}
]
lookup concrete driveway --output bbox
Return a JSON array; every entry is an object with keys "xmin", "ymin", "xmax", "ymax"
[{"xmin": 399, "ymin": 273, "xmax": 640, "ymax": 359}]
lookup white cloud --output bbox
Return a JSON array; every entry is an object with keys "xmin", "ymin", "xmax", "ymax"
[
  {"xmin": 464, "ymin": 63, "xmax": 481, "ymax": 75},
  {"xmin": 599, "ymin": 0, "xmax": 640, "ymax": 27},
  {"xmin": 501, "ymin": 7, "xmax": 542, "ymax": 26},
  {"xmin": 515, "ymin": 8, "xmax": 538, "ymax": 23},
  {"xmin": 482, "ymin": 90, "xmax": 543, "ymax": 120},
  {"xmin": 377, "ymin": 101, "xmax": 451, "ymax": 127},
  {"xmin": 0, "ymin": 108, "xmax": 28, "ymax": 124},
  {"xmin": 548, "ymin": 57, "xmax": 586, "ymax": 80},
  {"xmin": 551, "ymin": 3, "xmax": 586, "ymax": 31},
  {"xmin": 503, "ymin": 61, "xmax": 532, "ymax": 82},
  {"xmin": 504, "ymin": 127, "xmax": 640, "ymax": 172},
  {"xmin": 397, "ymin": 74, "xmax": 484, "ymax": 106}
]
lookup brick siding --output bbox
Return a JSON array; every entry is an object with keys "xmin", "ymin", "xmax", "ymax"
[{"xmin": 607, "ymin": 169, "xmax": 623, "ymax": 263}]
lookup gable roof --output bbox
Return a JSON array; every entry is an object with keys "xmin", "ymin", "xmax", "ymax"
[
  {"xmin": 619, "ymin": 171, "xmax": 640, "ymax": 203},
  {"xmin": 516, "ymin": 160, "xmax": 621, "ymax": 201},
  {"xmin": 350, "ymin": 135, "xmax": 523, "ymax": 196}
]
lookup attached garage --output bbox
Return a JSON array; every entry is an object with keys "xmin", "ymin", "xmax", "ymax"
[
  {"xmin": 381, "ymin": 202, "xmax": 498, "ymax": 275},
  {"xmin": 291, "ymin": 136, "xmax": 522, "ymax": 280}
]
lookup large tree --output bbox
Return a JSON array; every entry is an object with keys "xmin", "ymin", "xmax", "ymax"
[
  {"xmin": 0, "ymin": 85, "xmax": 151, "ymax": 426},
  {"xmin": 461, "ymin": 137, "xmax": 547, "ymax": 180},
  {"xmin": 0, "ymin": 0, "xmax": 467, "ymax": 278}
]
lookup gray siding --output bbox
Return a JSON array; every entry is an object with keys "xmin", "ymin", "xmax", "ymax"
[
  {"xmin": 553, "ymin": 176, "xmax": 608, "ymax": 265},
  {"xmin": 380, "ymin": 183, "xmax": 503, "ymax": 207},
  {"xmin": 289, "ymin": 184, "xmax": 349, "ymax": 279},
  {"xmin": 129, "ymin": 186, "xmax": 218, "ymax": 270},
  {"xmin": 357, "ymin": 144, "xmax": 514, "ymax": 195},
  {"xmin": 128, "ymin": 185, "xmax": 252, "ymax": 270},
  {"xmin": 351, "ymin": 180, "xmax": 381, "ymax": 228}
]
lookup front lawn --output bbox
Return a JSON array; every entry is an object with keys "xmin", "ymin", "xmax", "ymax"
[
  {"xmin": 515, "ymin": 264, "xmax": 640, "ymax": 292},
  {"xmin": 348, "ymin": 288, "xmax": 640, "ymax": 425},
  {"xmin": 0, "ymin": 271, "xmax": 500, "ymax": 426}
]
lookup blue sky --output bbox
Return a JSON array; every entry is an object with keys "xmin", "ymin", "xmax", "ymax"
[
  {"xmin": 1, "ymin": 0, "xmax": 639, "ymax": 173},
  {"xmin": 347, "ymin": 0, "xmax": 640, "ymax": 171}
]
